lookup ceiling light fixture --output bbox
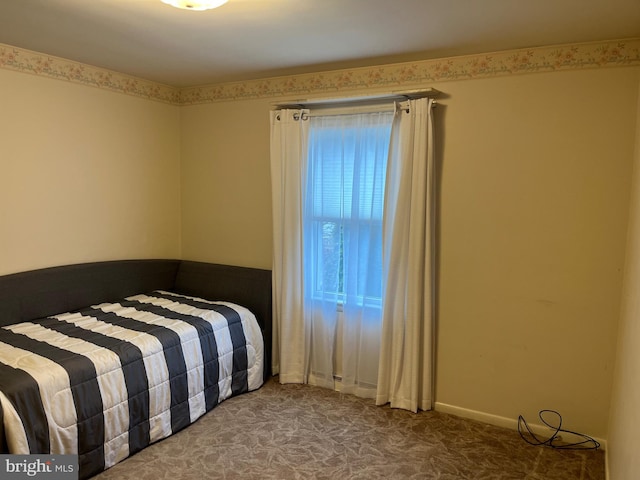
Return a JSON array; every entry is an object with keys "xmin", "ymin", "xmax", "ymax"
[{"xmin": 161, "ymin": 0, "xmax": 228, "ymax": 10}]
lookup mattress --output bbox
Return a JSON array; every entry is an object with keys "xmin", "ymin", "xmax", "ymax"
[{"xmin": 0, "ymin": 290, "xmax": 264, "ymax": 479}]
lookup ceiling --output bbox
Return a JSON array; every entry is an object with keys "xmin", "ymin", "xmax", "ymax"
[{"xmin": 1, "ymin": 0, "xmax": 639, "ymax": 88}]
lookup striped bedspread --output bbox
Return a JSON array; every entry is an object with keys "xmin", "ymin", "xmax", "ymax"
[{"xmin": 0, "ymin": 290, "xmax": 264, "ymax": 479}]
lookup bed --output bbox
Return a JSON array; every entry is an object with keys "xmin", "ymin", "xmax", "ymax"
[{"xmin": 0, "ymin": 259, "xmax": 272, "ymax": 479}]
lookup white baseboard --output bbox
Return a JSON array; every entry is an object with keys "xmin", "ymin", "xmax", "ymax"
[{"xmin": 433, "ymin": 402, "xmax": 607, "ymax": 451}]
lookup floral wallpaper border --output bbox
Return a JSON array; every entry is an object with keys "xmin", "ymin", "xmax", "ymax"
[
  {"xmin": 2, "ymin": 38, "xmax": 639, "ymax": 106},
  {"xmin": 181, "ymin": 38, "xmax": 640, "ymax": 105},
  {"xmin": 0, "ymin": 44, "xmax": 181, "ymax": 105}
]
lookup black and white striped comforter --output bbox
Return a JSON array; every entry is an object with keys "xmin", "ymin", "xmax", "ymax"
[{"xmin": 0, "ymin": 290, "xmax": 264, "ymax": 479}]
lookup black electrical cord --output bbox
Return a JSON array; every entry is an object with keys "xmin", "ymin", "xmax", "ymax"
[{"xmin": 517, "ymin": 409, "xmax": 600, "ymax": 450}]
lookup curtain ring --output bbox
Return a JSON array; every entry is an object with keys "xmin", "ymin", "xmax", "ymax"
[
  {"xmin": 301, "ymin": 112, "xmax": 309, "ymax": 121},
  {"xmin": 293, "ymin": 112, "xmax": 300, "ymax": 121}
]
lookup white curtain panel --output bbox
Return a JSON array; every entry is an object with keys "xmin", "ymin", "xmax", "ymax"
[
  {"xmin": 377, "ymin": 98, "xmax": 435, "ymax": 412},
  {"xmin": 269, "ymin": 109, "xmax": 310, "ymax": 383}
]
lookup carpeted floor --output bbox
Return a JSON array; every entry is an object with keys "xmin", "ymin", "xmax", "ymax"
[{"xmin": 93, "ymin": 378, "xmax": 605, "ymax": 479}]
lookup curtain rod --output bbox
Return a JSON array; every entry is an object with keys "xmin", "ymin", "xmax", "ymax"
[{"xmin": 272, "ymin": 88, "xmax": 441, "ymax": 110}]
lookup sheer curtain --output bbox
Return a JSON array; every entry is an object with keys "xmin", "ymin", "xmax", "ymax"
[
  {"xmin": 270, "ymin": 108, "xmax": 394, "ymax": 397},
  {"xmin": 376, "ymin": 97, "xmax": 436, "ymax": 412},
  {"xmin": 304, "ymin": 112, "xmax": 394, "ymax": 397}
]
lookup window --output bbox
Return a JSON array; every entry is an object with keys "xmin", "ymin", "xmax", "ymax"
[{"xmin": 303, "ymin": 111, "xmax": 394, "ymax": 309}]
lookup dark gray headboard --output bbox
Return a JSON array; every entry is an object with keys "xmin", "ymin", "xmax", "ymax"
[
  {"xmin": 0, "ymin": 259, "xmax": 272, "ymax": 377},
  {"xmin": 0, "ymin": 259, "xmax": 180, "ymax": 327}
]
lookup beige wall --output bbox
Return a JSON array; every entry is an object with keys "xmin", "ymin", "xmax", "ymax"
[
  {"xmin": 180, "ymin": 66, "xmax": 640, "ymax": 440},
  {"xmin": 434, "ymin": 68, "xmax": 638, "ymax": 440},
  {"xmin": 0, "ymin": 69, "xmax": 182, "ymax": 276},
  {"xmin": 180, "ymin": 98, "xmax": 273, "ymax": 269},
  {"xmin": 607, "ymin": 80, "xmax": 640, "ymax": 479}
]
